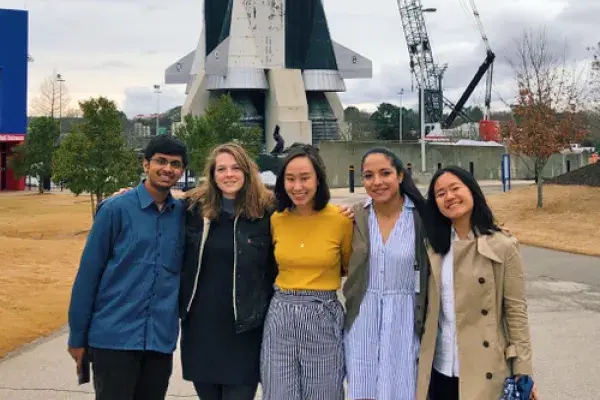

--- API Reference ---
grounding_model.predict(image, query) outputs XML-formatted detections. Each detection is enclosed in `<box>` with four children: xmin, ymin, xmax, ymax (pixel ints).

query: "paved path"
<box><xmin>1</xmin><ymin>246</ymin><xmax>598</xmax><ymax>399</ymax></box>
<box><xmin>2</xmin><ymin>183</ymin><xmax>599</xmax><ymax>399</ymax></box>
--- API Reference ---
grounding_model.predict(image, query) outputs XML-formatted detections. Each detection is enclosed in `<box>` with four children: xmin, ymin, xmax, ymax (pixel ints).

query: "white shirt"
<box><xmin>433</xmin><ymin>230</ymin><xmax>460</xmax><ymax>377</ymax></box>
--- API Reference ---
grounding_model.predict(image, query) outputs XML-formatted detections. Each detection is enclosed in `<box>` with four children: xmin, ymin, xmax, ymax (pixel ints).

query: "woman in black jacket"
<box><xmin>179</xmin><ymin>143</ymin><xmax>276</xmax><ymax>400</ymax></box>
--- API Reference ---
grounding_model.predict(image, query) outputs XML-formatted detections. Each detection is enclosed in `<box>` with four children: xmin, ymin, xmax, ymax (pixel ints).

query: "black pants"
<box><xmin>89</xmin><ymin>347</ymin><xmax>173</xmax><ymax>400</ymax></box>
<box><xmin>429</xmin><ymin>368</ymin><xmax>459</xmax><ymax>400</ymax></box>
<box><xmin>193</xmin><ymin>382</ymin><xmax>258</xmax><ymax>400</ymax></box>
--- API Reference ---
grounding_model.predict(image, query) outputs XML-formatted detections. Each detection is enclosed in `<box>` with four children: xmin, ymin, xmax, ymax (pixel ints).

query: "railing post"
<box><xmin>349</xmin><ymin>165</ymin><xmax>355</xmax><ymax>193</ymax></box>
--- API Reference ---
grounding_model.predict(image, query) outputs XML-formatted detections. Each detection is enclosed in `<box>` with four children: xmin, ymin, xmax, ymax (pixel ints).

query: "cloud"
<box><xmin>6</xmin><ymin>0</ymin><xmax>599</xmax><ymax>117</ymax></box>
<box><xmin>122</xmin><ymin>86</ymin><xmax>186</xmax><ymax>117</ymax></box>
<box><xmin>336</xmin><ymin>0</ymin><xmax>599</xmax><ymax>112</ymax></box>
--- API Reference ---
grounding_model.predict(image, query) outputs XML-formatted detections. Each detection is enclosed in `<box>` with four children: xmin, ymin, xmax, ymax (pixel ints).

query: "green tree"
<box><xmin>343</xmin><ymin>106</ymin><xmax>375</xmax><ymax>140</ymax></box>
<box><xmin>53</xmin><ymin>97</ymin><xmax>140</xmax><ymax>217</ymax></box>
<box><xmin>370</xmin><ymin>102</ymin><xmax>399</xmax><ymax>140</ymax></box>
<box><xmin>368</xmin><ymin>102</ymin><xmax>421</xmax><ymax>141</ymax></box>
<box><xmin>175</xmin><ymin>94</ymin><xmax>263</xmax><ymax>173</ymax></box>
<box><xmin>9</xmin><ymin>116</ymin><xmax>60</xmax><ymax>193</ymax></box>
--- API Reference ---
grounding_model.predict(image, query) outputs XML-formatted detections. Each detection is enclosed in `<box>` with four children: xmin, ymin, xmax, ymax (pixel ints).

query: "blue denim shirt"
<box><xmin>68</xmin><ymin>183</ymin><xmax>184</xmax><ymax>354</ymax></box>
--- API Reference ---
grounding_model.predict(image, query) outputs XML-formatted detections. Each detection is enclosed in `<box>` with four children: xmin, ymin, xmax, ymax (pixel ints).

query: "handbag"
<box><xmin>501</xmin><ymin>374</ymin><xmax>534</xmax><ymax>399</ymax></box>
<box><xmin>501</xmin><ymin>343</ymin><xmax>534</xmax><ymax>399</ymax></box>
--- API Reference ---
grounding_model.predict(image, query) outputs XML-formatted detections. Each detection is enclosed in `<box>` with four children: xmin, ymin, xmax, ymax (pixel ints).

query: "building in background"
<box><xmin>164</xmin><ymin>0</ymin><xmax>372</xmax><ymax>151</ymax></box>
<box><xmin>0</xmin><ymin>8</ymin><xmax>29</xmax><ymax>191</ymax></box>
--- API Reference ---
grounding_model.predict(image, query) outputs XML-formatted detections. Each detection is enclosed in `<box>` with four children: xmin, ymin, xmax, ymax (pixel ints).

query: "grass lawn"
<box><xmin>0</xmin><ymin>192</ymin><xmax>91</xmax><ymax>358</ymax></box>
<box><xmin>0</xmin><ymin>184</ymin><xmax>598</xmax><ymax>358</ymax></box>
<box><xmin>487</xmin><ymin>184</ymin><xmax>600</xmax><ymax>257</ymax></box>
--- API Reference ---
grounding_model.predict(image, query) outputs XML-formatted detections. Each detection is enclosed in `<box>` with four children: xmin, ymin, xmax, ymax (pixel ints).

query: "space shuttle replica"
<box><xmin>164</xmin><ymin>0</ymin><xmax>372</xmax><ymax>150</ymax></box>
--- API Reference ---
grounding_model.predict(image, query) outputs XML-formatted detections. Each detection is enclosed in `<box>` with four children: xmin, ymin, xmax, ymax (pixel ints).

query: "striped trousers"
<box><xmin>260</xmin><ymin>288</ymin><xmax>345</xmax><ymax>400</ymax></box>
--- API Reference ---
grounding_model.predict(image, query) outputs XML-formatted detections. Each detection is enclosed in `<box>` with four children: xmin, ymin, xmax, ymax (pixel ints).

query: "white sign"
<box><xmin>0</xmin><ymin>134</ymin><xmax>26</xmax><ymax>142</ymax></box>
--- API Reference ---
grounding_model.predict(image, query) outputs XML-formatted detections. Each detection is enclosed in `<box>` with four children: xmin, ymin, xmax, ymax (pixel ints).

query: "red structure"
<box><xmin>479</xmin><ymin>119</ymin><xmax>501</xmax><ymax>142</ymax></box>
<box><xmin>0</xmin><ymin>9</ymin><xmax>29</xmax><ymax>191</ymax></box>
<box><xmin>0</xmin><ymin>136</ymin><xmax>25</xmax><ymax>190</ymax></box>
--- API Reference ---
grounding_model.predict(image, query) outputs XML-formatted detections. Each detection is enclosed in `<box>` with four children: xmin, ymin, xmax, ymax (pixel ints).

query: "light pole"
<box><xmin>56</xmin><ymin>74</ymin><xmax>65</xmax><ymax>134</ymax></box>
<box><xmin>154</xmin><ymin>84</ymin><xmax>161</xmax><ymax>135</ymax></box>
<box><xmin>398</xmin><ymin>89</ymin><xmax>404</xmax><ymax>143</ymax></box>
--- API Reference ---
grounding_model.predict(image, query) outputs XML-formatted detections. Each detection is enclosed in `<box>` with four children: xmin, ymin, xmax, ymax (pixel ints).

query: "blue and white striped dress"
<box><xmin>344</xmin><ymin>196</ymin><xmax>419</xmax><ymax>400</ymax></box>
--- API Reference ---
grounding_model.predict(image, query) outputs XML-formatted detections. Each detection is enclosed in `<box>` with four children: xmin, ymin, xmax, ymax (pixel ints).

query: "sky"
<box><xmin>5</xmin><ymin>0</ymin><xmax>600</xmax><ymax>118</ymax></box>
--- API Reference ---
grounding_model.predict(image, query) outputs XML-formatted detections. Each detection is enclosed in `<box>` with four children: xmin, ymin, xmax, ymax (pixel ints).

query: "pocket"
<box><xmin>162</xmin><ymin>263</ymin><xmax>180</xmax><ymax>274</ymax></box>
<box><xmin>246</xmin><ymin>235</ymin><xmax>270</xmax><ymax>248</ymax></box>
<box><xmin>162</xmin><ymin>244</ymin><xmax>183</xmax><ymax>274</ymax></box>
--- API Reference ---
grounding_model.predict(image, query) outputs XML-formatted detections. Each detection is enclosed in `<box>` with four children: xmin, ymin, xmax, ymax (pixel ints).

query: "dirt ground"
<box><xmin>487</xmin><ymin>184</ymin><xmax>600</xmax><ymax>257</ymax></box>
<box><xmin>0</xmin><ymin>185</ymin><xmax>598</xmax><ymax>358</ymax></box>
<box><xmin>0</xmin><ymin>192</ymin><xmax>92</xmax><ymax>358</ymax></box>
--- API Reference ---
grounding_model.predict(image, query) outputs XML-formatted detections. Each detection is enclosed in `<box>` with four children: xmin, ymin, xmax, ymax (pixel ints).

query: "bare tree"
<box><xmin>30</xmin><ymin>72</ymin><xmax>72</xmax><ymax>118</ymax></box>
<box><xmin>64</xmin><ymin>107</ymin><xmax>82</xmax><ymax>118</ymax></box>
<box><xmin>504</xmin><ymin>28</ymin><xmax>589</xmax><ymax>208</ymax></box>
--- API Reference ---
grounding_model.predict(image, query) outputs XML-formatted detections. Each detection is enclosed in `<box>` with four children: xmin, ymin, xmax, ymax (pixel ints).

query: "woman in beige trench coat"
<box><xmin>416</xmin><ymin>166</ymin><xmax>539</xmax><ymax>400</ymax></box>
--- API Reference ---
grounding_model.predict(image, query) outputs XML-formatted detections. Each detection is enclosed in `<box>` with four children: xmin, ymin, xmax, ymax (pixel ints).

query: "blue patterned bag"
<box><xmin>501</xmin><ymin>375</ymin><xmax>534</xmax><ymax>400</ymax></box>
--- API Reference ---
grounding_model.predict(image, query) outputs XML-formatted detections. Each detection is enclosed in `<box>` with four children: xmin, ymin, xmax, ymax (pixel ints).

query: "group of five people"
<box><xmin>67</xmin><ymin>135</ymin><xmax>539</xmax><ymax>400</ymax></box>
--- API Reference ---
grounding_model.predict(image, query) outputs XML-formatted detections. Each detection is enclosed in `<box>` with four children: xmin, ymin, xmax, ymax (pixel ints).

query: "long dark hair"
<box><xmin>360</xmin><ymin>147</ymin><xmax>427</xmax><ymax>217</ymax></box>
<box><xmin>274</xmin><ymin>144</ymin><xmax>331</xmax><ymax>212</ymax></box>
<box><xmin>426</xmin><ymin>166</ymin><xmax>501</xmax><ymax>255</ymax></box>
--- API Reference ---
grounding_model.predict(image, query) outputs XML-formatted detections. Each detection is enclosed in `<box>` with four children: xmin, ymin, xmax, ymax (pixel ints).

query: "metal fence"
<box><xmin>24</xmin><ymin>176</ymin><xmax>65</xmax><ymax>191</ymax></box>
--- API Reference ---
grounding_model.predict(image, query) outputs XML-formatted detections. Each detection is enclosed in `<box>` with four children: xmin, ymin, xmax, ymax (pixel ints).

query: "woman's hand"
<box><xmin>338</xmin><ymin>204</ymin><xmax>355</xmax><ymax>220</ymax></box>
<box><xmin>515</xmin><ymin>375</ymin><xmax>539</xmax><ymax>400</ymax></box>
<box><xmin>111</xmin><ymin>187</ymin><xmax>133</xmax><ymax>197</ymax></box>
<box><xmin>530</xmin><ymin>383</ymin><xmax>539</xmax><ymax>400</ymax></box>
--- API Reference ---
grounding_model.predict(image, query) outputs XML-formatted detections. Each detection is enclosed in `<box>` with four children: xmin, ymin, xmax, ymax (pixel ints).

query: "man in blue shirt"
<box><xmin>67</xmin><ymin>135</ymin><xmax>188</xmax><ymax>400</ymax></box>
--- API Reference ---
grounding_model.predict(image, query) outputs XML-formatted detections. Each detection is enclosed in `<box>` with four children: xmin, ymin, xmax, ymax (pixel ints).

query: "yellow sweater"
<box><xmin>271</xmin><ymin>203</ymin><xmax>353</xmax><ymax>291</ymax></box>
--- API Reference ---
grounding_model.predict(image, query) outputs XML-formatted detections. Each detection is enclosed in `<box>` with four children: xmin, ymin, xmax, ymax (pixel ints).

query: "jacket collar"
<box><xmin>427</xmin><ymin>230</ymin><xmax>504</xmax><ymax>291</ymax></box>
<box><xmin>427</xmin><ymin>231</ymin><xmax>504</xmax><ymax>275</ymax></box>
<box><xmin>354</xmin><ymin>199</ymin><xmax>370</xmax><ymax>247</ymax></box>
<box><xmin>476</xmin><ymin>234</ymin><xmax>503</xmax><ymax>263</ymax></box>
<box><xmin>362</xmin><ymin>195</ymin><xmax>415</xmax><ymax>209</ymax></box>
<box><xmin>355</xmin><ymin>195</ymin><xmax>415</xmax><ymax>249</ymax></box>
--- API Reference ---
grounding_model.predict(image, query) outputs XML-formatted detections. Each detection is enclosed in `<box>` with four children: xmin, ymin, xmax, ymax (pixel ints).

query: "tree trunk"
<box><xmin>537</xmin><ymin>174</ymin><xmax>543</xmax><ymax>208</ymax></box>
<box><xmin>90</xmin><ymin>192</ymin><xmax>96</xmax><ymax>220</ymax></box>
<box><xmin>37</xmin><ymin>174</ymin><xmax>44</xmax><ymax>194</ymax></box>
<box><xmin>535</xmin><ymin>158</ymin><xmax>545</xmax><ymax>208</ymax></box>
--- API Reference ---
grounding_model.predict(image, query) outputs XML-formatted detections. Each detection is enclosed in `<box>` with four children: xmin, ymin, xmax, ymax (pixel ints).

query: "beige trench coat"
<box><xmin>416</xmin><ymin>231</ymin><xmax>534</xmax><ymax>400</ymax></box>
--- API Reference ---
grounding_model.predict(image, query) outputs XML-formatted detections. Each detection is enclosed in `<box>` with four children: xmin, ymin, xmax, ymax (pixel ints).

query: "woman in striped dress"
<box><xmin>343</xmin><ymin>148</ymin><xmax>431</xmax><ymax>400</ymax></box>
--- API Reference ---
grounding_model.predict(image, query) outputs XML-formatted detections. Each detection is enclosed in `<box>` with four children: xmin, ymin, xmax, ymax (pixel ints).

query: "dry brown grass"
<box><xmin>487</xmin><ymin>184</ymin><xmax>600</xmax><ymax>257</ymax></box>
<box><xmin>0</xmin><ymin>185</ymin><xmax>598</xmax><ymax>358</ymax></box>
<box><xmin>0</xmin><ymin>192</ymin><xmax>92</xmax><ymax>358</ymax></box>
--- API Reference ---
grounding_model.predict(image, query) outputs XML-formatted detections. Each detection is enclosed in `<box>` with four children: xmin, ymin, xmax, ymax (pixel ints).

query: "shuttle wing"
<box><xmin>165</xmin><ymin>51</ymin><xmax>195</xmax><ymax>84</ymax></box>
<box><xmin>332</xmin><ymin>41</ymin><xmax>372</xmax><ymax>79</ymax></box>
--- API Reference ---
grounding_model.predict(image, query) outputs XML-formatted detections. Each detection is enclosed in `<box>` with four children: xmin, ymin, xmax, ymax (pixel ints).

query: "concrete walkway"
<box><xmin>1</xmin><ymin>245</ymin><xmax>599</xmax><ymax>399</ymax></box>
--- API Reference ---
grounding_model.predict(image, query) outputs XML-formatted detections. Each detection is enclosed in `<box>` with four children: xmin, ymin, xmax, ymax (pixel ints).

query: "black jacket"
<box><xmin>179</xmin><ymin>199</ymin><xmax>276</xmax><ymax>333</ymax></box>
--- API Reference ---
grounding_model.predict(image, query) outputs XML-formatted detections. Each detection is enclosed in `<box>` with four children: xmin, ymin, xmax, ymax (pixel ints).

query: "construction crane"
<box><xmin>397</xmin><ymin>0</ymin><xmax>445</xmax><ymax>128</ymax></box>
<box><xmin>397</xmin><ymin>0</ymin><xmax>495</xmax><ymax>129</ymax></box>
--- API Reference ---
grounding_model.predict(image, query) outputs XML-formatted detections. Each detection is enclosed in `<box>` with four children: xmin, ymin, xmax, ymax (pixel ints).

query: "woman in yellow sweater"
<box><xmin>260</xmin><ymin>144</ymin><xmax>353</xmax><ymax>400</ymax></box>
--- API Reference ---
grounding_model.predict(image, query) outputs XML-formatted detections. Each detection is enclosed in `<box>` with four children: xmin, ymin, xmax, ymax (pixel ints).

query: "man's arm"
<box><xmin>68</xmin><ymin>203</ymin><xmax>117</xmax><ymax>349</ymax></box>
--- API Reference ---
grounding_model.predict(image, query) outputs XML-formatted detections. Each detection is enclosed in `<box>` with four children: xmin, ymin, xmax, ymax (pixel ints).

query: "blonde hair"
<box><xmin>186</xmin><ymin>143</ymin><xmax>273</xmax><ymax>220</ymax></box>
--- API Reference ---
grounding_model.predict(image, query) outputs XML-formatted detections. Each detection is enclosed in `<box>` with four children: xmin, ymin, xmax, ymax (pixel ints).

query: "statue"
<box><xmin>270</xmin><ymin>125</ymin><xmax>285</xmax><ymax>155</ymax></box>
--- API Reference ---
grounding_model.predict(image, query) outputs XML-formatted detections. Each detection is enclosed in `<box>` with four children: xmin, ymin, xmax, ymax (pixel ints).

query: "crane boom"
<box><xmin>397</xmin><ymin>0</ymin><xmax>496</xmax><ymax>131</ymax></box>
<box><xmin>397</xmin><ymin>0</ymin><xmax>444</xmax><ymax>125</ymax></box>
<box><xmin>443</xmin><ymin>50</ymin><xmax>495</xmax><ymax>128</ymax></box>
